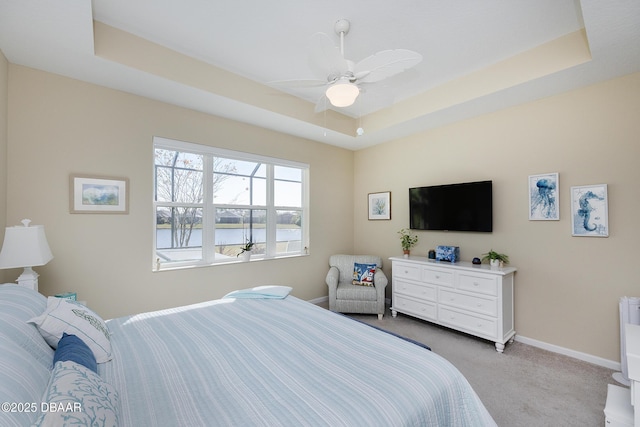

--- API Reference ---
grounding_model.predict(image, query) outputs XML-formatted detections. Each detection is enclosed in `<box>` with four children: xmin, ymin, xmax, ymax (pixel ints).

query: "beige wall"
<box><xmin>0</xmin><ymin>50</ymin><xmax>7</xmax><ymax>284</ymax></box>
<box><xmin>5</xmin><ymin>60</ymin><xmax>639</xmax><ymax>363</ymax></box>
<box><xmin>354</xmin><ymin>72</ymin><xmax>640</xmax><ymax>362</ymax></box>
<box><xmin>6</xmin><ymin>65</ymin><xmax>354</xmax><ymax>319</ymax></box>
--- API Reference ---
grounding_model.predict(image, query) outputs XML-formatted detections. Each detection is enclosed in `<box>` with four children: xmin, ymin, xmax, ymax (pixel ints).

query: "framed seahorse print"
<box><xmin>570</xmin><ymin>184</ymin><xmax>608</xmax><ymax>237</ymax></box>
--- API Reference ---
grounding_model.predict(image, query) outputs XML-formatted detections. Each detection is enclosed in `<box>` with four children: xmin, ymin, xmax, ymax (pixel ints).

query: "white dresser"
<box><xmin>390</xmin><ymin>256</ymin><xmax>516</xmax><ymax>352</ymax></box>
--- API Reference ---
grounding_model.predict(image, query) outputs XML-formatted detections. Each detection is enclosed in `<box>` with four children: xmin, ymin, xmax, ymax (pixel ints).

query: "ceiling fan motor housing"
<box><xmin>334</xmin><ymin>19</ymin><xmax>350</xmax><ymax>35</ymax></box>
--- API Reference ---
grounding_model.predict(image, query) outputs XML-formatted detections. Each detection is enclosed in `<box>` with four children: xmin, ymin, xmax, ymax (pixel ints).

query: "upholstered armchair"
<box><xmin>325</xmin><ymin>254</ymin><xmax>388</xmax><ymax>320</ymax></box>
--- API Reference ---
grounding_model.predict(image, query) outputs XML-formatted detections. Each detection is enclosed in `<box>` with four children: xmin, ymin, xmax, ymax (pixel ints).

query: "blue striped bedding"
<box><xmin>100</xmin><ymin>296</ymin><xmax>496</xmax><ymax>426</ymax></box>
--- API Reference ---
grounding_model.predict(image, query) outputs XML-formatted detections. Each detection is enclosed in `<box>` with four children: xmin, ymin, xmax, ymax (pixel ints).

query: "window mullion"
<box><xmin>266</xmin><ymin>164</ymin><xmax>277</xmax><ymax>257</ymax></box>
<box><xmin>202</xmin><ymin>155</ymin><xmax>215</xmax><ymax>263</ymax></box>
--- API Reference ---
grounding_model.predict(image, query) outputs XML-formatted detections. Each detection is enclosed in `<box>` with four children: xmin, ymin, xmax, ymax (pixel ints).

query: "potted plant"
<box><xmin>398</xmin><ymin>228</ymin><xmax>418</xmax><ymax>257</ymax></box>
<box><xmin>482</xmin><ymin>250</ymin><xmax>509</xmax><ymax>267</ymax></box>
<box><xmin>237</xmin><ymin>239</ymin><xmax>255</xmax><ymax>262</ymax></box>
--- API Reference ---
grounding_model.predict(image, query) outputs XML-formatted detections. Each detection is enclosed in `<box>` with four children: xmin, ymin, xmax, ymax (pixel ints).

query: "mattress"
<box><xmin>100</xmin><ymin>295</ymin><xmax>496</xmax><ymax>426</ymax></box>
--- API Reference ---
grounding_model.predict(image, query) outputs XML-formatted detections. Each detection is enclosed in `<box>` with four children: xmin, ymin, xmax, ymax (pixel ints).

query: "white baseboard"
<box><xmin>310</xmin><ymin>296</ymin><xmax>619</xmax><ymax>371</ymax></box>
<box><xmin>515</xmin><ymin>335</ymin><xmax>620</xmax><ymax>371</ymax></box>
<box><xmin>308</xmin><ymin>295</ymin><xmax>328</xmax><ymax>305</ymax></box>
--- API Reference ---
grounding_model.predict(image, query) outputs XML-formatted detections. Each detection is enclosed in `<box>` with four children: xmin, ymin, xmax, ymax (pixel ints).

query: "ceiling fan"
<box><xmin>273</xmin><ymin>19</ymin><xmax>423</xmax><ymax>111</ymax></box>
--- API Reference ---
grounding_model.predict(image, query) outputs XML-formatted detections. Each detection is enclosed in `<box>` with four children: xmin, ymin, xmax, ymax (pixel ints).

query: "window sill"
<box><xmin>153</xmin><ymin>253</ymin><xmax>309</xmax><ymax>272</ymax></box>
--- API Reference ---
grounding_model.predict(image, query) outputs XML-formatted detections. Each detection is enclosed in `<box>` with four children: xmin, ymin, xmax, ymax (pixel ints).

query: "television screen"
<box><xmin>409</xmin><ymin>181</ymin><xmax>492</xmax><ymax>232</ymax></box>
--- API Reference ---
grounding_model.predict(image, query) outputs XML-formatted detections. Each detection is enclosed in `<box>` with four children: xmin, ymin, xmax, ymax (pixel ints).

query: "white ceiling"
<box><xmin>0</xmin><ymin>0</ymin><xmax>639</xmax><ymax>150</ymax></box>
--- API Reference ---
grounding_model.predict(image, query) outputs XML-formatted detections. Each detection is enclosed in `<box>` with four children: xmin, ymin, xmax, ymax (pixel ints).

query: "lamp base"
<box><xmin>15</xmin><ymin>267</ymin><xmax>39</xmax><ymax>292</ymax></box>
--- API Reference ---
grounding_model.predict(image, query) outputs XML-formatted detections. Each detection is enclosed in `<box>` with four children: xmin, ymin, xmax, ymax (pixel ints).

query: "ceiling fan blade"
<box><xmin>354</xmin><ymin>49</ymin><xmax>423</xmax><ymax>83</ymax></box>
<box><xmin>308</xmin><ymin>32</ymin><xmax>349</xmax><ymax>79</ymax></box>
<box><xmin>269</xmin><ymin>78</ymin><xmax>328</xmax><ymax>88</ymax></box>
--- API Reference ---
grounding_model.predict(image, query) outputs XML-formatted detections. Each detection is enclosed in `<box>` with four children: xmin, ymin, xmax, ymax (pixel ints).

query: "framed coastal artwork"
<box><xmin>528</xmin><ymin>173</ymin><xmax>559</xmax><ymax>220</ymax></box>
<box><xmin>70</xmin><ymin>175</ymin><xmax>129</xmax><ymax>214</ymax></box>
<box><xmin>368</xmin><ymin>191</ymin><xmax>391</xmax><ymax>220</ymax></box>
<box><xmin>570</xmin><ymin>184</ymin><xmax>608</xmax><ymax>237</ymax></box>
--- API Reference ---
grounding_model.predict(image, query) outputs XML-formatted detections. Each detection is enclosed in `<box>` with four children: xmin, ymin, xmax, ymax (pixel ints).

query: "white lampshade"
<box><xmin>0</xmin><ymin>219</ymin><xmax>53</xmax><ymax>291</ymax></box>
<box><xmin>325</xmin><ymin>80</ymin><xmax>359</xmax><ymax>107</ymax></box>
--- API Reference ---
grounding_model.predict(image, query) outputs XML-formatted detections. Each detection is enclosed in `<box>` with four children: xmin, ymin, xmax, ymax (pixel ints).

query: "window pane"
<box><xmin>155</xmin><ymin>149</ymin><xmax>204</xmax><ymax>203</ymax></box>
<box><xmin>214</xmin><ymin>158</ymin><xmax>265</xmax><ymax>177</ymax></box>
<box><xmin>155</xmin><ymin>150</ymin><xmax>203</xmax><ymax>170</ymax></box>
<box><xmin>215</xmin><ymin>209</ymin><xmax>267</xmax><ymax>257</ymax></box>
<box><xmin>275</xmin><ymin>180</ymin><xmax>301</xmax><ymax>207</ymax></box>
<box><xmin>275</xmin><ymin>166</ymin><xmax>301</xmax><ymax>181</ymax></box>
<box><xmin>214</xmin><ymin>174</ymin><xmax>266</xmax><ymax>205</ymax></box>
<box><xmin>276</xmin><ymin>210</ymin><xmax>302</xmax><ymax>253</ymax></box>
<box><xmin>156</xmin><ymin>206</ymin><xmax>203</xmax><ymax>262</ymax></box>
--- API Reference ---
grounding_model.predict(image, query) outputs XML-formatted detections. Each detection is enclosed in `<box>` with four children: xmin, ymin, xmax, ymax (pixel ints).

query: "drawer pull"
<box><xmin>473</xmin><ymin>282</ymin><xmax>479</xmax><ymax>286</ymax></box>
<box><xmin>435</xmin><ymin>275</ymin><xmax>440</xmax><ymax>279</ymax></box>
<box><xmin>404</xmin><ymin>270</ymin><xmax>409</xmax><ymax>274</ymax></box>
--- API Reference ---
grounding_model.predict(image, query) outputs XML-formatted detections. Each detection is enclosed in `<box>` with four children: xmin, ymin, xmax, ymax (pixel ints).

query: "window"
<box><xmin>153</xmin><ymin>137</ymin><xmax>309</xmax><ymax>269</ymax></box>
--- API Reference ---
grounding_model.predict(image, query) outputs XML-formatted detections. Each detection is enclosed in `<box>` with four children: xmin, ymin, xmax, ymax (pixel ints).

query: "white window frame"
<box><xmin>153</xmin><ymin>136</ymin><xmax>309</xmax><ymax>270</ymax></box>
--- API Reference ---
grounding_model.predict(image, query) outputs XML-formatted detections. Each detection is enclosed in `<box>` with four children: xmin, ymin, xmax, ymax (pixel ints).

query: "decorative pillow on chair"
<box><xmin>352</xmin><ymin>263</ymin><xmax>377</xmax><ymax>286</ymax></box>
<box><xmin>33</xmin><ymin>360</ymin><xmax>119</xmax><ymax>427</ymax></box>
<box><xmin>29</xmin><ymin>297</ymin><xmax>112</xmax><ymax>363</ymax></box>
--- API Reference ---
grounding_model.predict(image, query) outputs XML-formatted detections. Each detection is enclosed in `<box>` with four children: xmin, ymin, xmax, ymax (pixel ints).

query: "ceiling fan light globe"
<box><xmin>326</xmin><ymin>82</ymin><xmax>359</xmax><ymax>107</ymax></box>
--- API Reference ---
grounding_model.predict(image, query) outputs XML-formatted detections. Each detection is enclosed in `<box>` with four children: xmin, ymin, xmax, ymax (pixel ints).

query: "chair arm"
<box><xmin>326</xmin><ymin>266</ymin><xmax>340</xmax><ymax>312</ymax></box>
<box><xmin>326</xmin><ymin>266</ymin><xmax>340</xmax><ymax>290</ymax></box>
<box><xmin>374</xmin><ymin>268</ymin><xmax>388</xmax><ymax>290</ymax></box>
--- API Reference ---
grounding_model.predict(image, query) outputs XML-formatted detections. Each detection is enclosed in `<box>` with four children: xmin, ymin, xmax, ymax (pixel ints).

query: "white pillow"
<box><xmin>33</xmin><ymin>360</ymin><xmax>119</xmax><ymax>427</ymax></box>
<box><xmin>29</xmin><ymin>297</ymin><xmax>112</xmax><ymax>363</ymax></box>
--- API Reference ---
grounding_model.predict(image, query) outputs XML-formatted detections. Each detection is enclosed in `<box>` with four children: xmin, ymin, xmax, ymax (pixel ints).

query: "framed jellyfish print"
<box><xmin>528</xmin><ymin>173</ymin><xmax>559</xmax><ymax>220</ymax></box>
<box><xmin>571</xmin><ymin>184</ymin><xmax>608</xmax><ymax>237</ymax></box>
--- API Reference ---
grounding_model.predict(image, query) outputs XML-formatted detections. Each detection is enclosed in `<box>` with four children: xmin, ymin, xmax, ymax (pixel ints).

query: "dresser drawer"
<box><xmin>393</xmin><ymin>262</ymin><xmax>421</xmax><ymax>281</ymax></box>
<box><xmin>422</xmin><ymin>267</ymin><xmax>454</xmax><ymax>287</ymax></box>
<box><xmin>393</xmin><ymin>295</ymin><xmax>437</xmax><ymax>321</ymax></box>
<box><xmin>458</xmin><ymin>273</ymin><xmax>498</xmax><ymax>296</ymax></box>
<box><xmin>394</xmin><ymin>279</ymin><xmax>436</xmax><ymax>302</ymax></box>
<box><xmin>439</xmin><ymin>289</ymin><xmax>497</xmax><ymax>317</ymax></box>
<box><xmin>439</xmin><ymin>307</ymin><xmax>497</xmax><ymax>339</ymax></box>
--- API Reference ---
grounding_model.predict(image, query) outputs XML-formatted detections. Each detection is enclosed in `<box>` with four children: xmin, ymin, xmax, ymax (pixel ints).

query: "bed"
<box><xmin>0</xmin><ymin>283</ymin><xmax>496</xmax><ymax>426</ymax></box>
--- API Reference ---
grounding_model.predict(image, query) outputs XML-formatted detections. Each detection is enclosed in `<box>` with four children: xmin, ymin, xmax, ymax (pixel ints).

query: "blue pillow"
<box><xmin>53</xmin><ymin>333</ymin><xmax>97</xmax><ymax>373</ymax></box>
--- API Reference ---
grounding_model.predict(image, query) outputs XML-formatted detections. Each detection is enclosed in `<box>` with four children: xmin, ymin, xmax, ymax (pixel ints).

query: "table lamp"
<box><xmin>0</xmin><ymin>219</ymin><xmax>53</xmax><ymax>291</ymax></box>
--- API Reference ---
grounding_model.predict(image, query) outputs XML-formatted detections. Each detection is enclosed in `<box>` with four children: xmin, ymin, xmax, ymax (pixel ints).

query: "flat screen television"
<box><xmin>409</xmin><ymin>180</ymin><xmax>492</xmax><ymax>232</ymax></box>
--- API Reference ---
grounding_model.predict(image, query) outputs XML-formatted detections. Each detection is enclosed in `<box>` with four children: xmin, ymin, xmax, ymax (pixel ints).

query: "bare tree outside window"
<box><xmin>155</xmin><ymin>150</ymin><xmax>236</xmax><ymax>250</ymax></box>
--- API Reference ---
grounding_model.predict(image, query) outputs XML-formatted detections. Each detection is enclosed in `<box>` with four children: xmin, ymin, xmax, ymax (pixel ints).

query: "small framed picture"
<box><xmin>368</xmin><ymin>191</ymin><xmax>391</xmax><ymax>220</ymax></box>
<box><xmin>571</xmin><ymin>184</ymin><xmax>608</xmax><ymax>237</ymax></box>
<box><xmin>528</xmin><ymin>173</ymin><xmax>559</xmax><ymax>220</ymax></box>
<box><xmin>70</xmin><ymin>175</ymin><xmax>129</xmax><ymax>214</ymax></box>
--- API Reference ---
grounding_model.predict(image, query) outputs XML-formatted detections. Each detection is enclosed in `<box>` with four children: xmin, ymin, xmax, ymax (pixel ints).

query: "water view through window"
<box><xmin>153</xmin><ymin>138</ymin><xmax>308</xmax><ymax>267</ymax></box>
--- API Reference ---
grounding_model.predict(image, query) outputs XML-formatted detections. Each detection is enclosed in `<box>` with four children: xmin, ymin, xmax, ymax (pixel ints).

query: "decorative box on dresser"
<box><xmin>390</xmin><ymin>256</ymin><xmax>516</xmax><ymax>352</ymax></box>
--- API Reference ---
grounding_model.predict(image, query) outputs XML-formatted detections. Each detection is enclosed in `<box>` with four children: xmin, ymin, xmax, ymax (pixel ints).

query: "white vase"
<box><xmin>241</xmin><ymin>251</ymin><xmax>252</xmax><ymax>262</ymax></box>
<box><xmin>490</xmin><ymin>259</ymin><xmax>501</xmax><ymax>268</ymax></box>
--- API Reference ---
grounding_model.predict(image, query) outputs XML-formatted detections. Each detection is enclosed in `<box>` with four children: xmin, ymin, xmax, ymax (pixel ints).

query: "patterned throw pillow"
<box><xmin>33</xmin><ymin>360</ymin><xmax>119</xmax><ymax>427</ymax></box>
<box><xmin>29</xmin><ymin>297</ymin><xmax>112</xmax><ymax>363</ymax></box>
<box><xmin>352</xmin><ymin>263</ymin><xmax>377</xmax><ymax>286</ymax></box>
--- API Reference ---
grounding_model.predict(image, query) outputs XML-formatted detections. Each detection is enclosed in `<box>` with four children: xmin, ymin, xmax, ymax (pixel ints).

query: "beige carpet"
<box><xmin>323</xmin><ymin>303</ymin><xmax>618</xmax><ymax>426</ymax></box>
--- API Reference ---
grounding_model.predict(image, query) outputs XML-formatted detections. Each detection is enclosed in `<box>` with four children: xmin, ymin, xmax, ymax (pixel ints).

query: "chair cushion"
<box><xmin>352</xmin><ymin>263</ymin><xmax>376</xmax><ymax>286</ymax></box>
<box><xmin>336</xmin><ymin>282</ymin><xmax>378</xmax><ymax>301</ymax></box>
